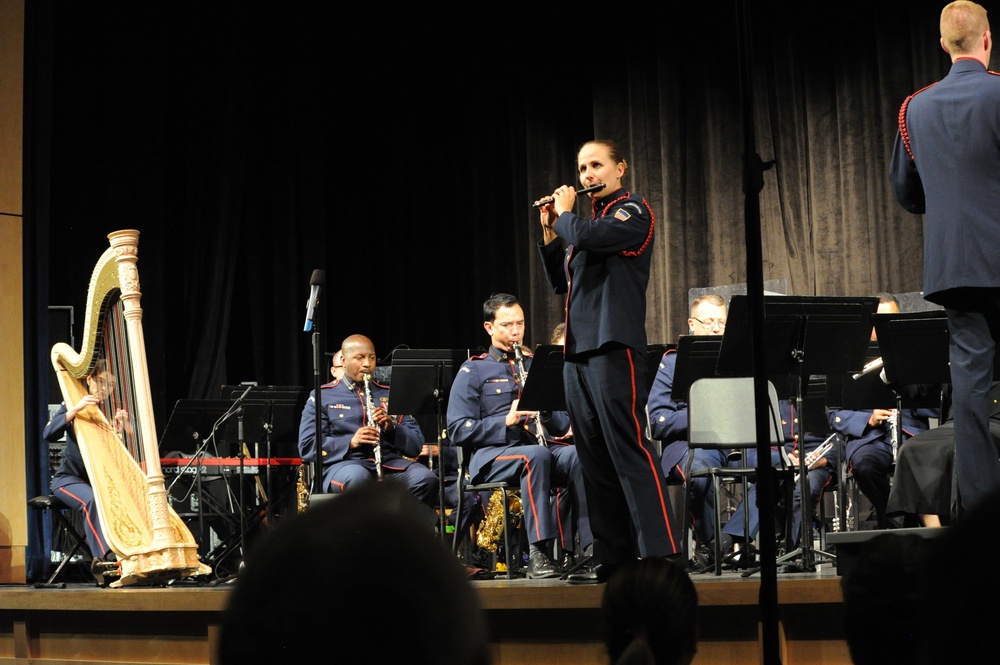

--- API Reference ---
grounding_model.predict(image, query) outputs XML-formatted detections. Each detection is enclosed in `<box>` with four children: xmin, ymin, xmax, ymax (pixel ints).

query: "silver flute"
<box><xmin>511</xmin><ymin>342</ymin><xmax>547</xmax><ymax>447</ymax></box>
<box><xmin>362</xmin><ymin>373</ymin><xmax>383</xmax><ymax>480</ymax></box>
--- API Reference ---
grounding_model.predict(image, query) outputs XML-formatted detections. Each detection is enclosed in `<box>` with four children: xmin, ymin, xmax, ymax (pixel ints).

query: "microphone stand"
<box><xmin>311</xmin><ymin>318</ymin><xmax>324</xmax><ymax>497</ymax></box>
<box><xmin>237</xmin><ymin>407</ymin><xmax>246</xmax><ymax>566</ymax></box>
<box><xmin>202</xmin><ymin>384</ymin><xmax>253</xmax><ymax>584</ymax></box>
<box><xmin>435</xmin><ymin>365</ymin><xmax>448</xmax><ymax>544</ymax></box>
<box><xmin>166</xmin><ymin>385</ymin><xmax>254</xmax><ymax>539</ymax></box>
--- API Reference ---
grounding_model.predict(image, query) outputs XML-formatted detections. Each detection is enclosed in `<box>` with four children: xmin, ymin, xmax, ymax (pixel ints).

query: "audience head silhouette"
<box><xmin>217</xmin><ymin>481</ymin><xmax>492</xmax><ymax>665</ymax></box>
<box><xmin>601</xmin><ymin>558</ymin><xmax>698</xmax><ymax>665</ymax></box>
<box><xmin>839</xmin><ymin>532</ymin><xmax>932</xmax><ymax>665</ymax></box>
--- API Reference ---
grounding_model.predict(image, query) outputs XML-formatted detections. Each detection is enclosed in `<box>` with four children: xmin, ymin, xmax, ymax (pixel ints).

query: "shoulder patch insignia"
<box><xmin>614</xmin><ymin>208</ymin><xmax>631</xmax><ymax>222</ymax></box>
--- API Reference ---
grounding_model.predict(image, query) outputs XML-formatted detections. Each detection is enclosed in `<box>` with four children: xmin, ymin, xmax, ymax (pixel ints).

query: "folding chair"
<box><xmin>451</xmin><ymin>445</ymin><xmax>519</xmax><ymax>579</ymax></box>
<box><xmin>28</xmin><ymin>494</ymin><xmax>93</xmax><ymax>588</ymax></box>
<box><xmin>683</xmin><ymin>377</ymin><xmax>792</xmax><ymax>575</ymax></box>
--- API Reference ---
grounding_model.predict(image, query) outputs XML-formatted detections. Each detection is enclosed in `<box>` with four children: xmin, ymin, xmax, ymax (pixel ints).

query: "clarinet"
<box><xmin>887</xmin><ymin>409</ymin><xmax>899</xmax><ymax>462</ymax></box>
<box><xmin>362</xmin><ymin>373</ymin><xmax>383</xmax><ymax>480</ymax></box>
<box><xmin>511</xmin><ymin>342</ymin><xmax>548</xmax><ymax>447</ymax></box>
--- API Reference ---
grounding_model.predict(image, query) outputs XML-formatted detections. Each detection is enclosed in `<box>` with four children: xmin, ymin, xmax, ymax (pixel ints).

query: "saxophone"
<box><xmin>476</xmin><ymin>489</ymin><xmax>523</xmax><ymax>552</ymax></box>
<box><xmin>511</xmin><ymin>342</ymin><xmax>547</xmax><ymax>447</ymax></box>
<box><xmin>362</xmin><ymin>373</ymin><xmax>383</xmax><ymax>481</ymax></box>
<box><xmin>296</xmin><ymin>466</ymin><xmax>310</xmax><ymax>513</ymax></box>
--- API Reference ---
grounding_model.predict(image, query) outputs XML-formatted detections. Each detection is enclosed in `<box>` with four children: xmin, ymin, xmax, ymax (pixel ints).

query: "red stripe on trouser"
<box><xmin>56</xmin><ymin>486</ymin><xmax>108</xmax><ymax>557</ymax></box>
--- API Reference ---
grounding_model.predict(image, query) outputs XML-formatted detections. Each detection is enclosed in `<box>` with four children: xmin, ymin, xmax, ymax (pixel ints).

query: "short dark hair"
<box><xmin>483</xmin><ymin>293</ymin><xmax>519</xmax><ymax>323</ymax></box>
<box><xmin>874</xmin><ymin>292</ymin><xmax>900</xmax><ymax>308</ymax></box>
<box><xmin>602</xmin><ymin>558</ymin><xmax>698</xmax><ymax>664</ymax></box>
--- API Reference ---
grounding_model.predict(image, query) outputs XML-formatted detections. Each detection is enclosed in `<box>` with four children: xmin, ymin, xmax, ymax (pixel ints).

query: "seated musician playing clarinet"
<box><xmin>826</xmin><ymin>293</ymin><xmax>937</xmax><ymax>529</ymax></box>
<box><xmin>296</xmin><ymin>334</ymin><xmax>439</xmax><ymax>506</ymax></box>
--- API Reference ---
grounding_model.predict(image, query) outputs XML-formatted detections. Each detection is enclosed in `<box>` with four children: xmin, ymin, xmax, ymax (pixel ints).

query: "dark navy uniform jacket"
<box><xmin>890</xmin><ymin>58</ymin><xmax>1000</xmax><ymax>305</ymax></box>
<box><xmin>297</xmin><ymin>376</ymin><xmax>424</xmax><ymax>468</ymax></box>
<box><xmin>827</xmin><ymin>407</ymin><xmax>935</xmax><ymax>464</ymax></box>
<box><xmin>446</xmin><ymin>346</ymin><xmax>572</xmax><ymax>478</ymax></box>
<box><xmin>42</xmin><ymin>403</ymin><xmax>89</xmax><ymax>489</ymax></box>
<box><xmin>538</xmin><ymin>187</ymin><xmax>654</xmax><ymax>356</ymax></box>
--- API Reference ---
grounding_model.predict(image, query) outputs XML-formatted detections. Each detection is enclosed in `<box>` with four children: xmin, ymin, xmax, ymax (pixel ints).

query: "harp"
<box><xmin>50</xmin><ymin>229</ymin><xmax>210</xmax><ymax>586</ymax></box>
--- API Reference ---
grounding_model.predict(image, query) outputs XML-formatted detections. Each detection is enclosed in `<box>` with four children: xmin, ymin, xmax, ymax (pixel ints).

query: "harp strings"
<box><xmin>100</xmin><ymin>299</ymin><xmax>144</xmax><ymax>464</ymax></box>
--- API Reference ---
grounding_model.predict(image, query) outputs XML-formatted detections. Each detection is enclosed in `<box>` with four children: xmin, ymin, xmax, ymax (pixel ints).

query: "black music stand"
<box><xmin>645</xmin><ymin>343</ymin><xmax>671</xmax><ymax>394</ymax></box>
<box><xmin>871</xmin><ymin>311</ymin><xmax>951</xmax><ymax>458</ymax></box>
<box><xmin>873</xmin><ymin>310</ymin><xmax>953</xmax><ymax>388</ymax></box>
<box><xmin>160</xmin><ymin>398</ymin><xmax>250</xmax><ymax>577</ymax></box>
<box><xmin>517</xmin><ymin>345</ymin><xmax>565</xmax><ymax>412</ymax></box>
<box><xmin>519</xmin><ymin>343</ymin><xmax>669</xmax><ymax>412</ymax></box>
<box><xmin>389</xmin><ymin>349</ymin><xmax>468</xmax><ymax>543</ymax></box>
<box><xmin>719</xmin><ymin>295</ymin><xmax>878</xmax><ymax>572</ymax></box>
<box><xmin>160</xmin><ymin>399</ymin><xmax>234</xmax><ymax>457</ymax></box>
<box><xmin>219</xmin><ymin>385</ymin><xmax>309</xmax><ymax>522</ymax></box>
<box><xmin>671</xmin><ymin>336</ymin><xmax>724</xmax><ymax>403</ymax></box>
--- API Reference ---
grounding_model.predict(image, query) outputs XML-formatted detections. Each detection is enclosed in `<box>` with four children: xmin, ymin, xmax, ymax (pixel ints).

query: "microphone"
<box><xmin>532</xmin><ymin>183</ymin><xmax>607</xmax><ymax>208</ymax></box>
<box><xmin>303</xmin><ymin>269</ymin><xmax>325</xmax><ymax>332</ymax></box>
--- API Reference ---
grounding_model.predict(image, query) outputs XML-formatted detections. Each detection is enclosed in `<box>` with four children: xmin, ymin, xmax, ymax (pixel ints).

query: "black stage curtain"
<box><xmin>23</xmin><ymin>3</ymin><xmax>960</xmax><ymax>509</ymax></box>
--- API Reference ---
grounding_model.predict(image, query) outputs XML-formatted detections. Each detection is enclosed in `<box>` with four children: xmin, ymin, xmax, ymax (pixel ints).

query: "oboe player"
<box><xmin>296</xmin><ymin>334</ymin><xmax>439</xmax><ymax>506</ymax></box>
<box><xmin>826</xmin><ymin>293</ymin><xmax>938</xmax><ymax>529</ymax></box>
<box><xmin>446</xmin><ymin>293</ymin><xmax>593</xmax><ymax>580</ymax></box>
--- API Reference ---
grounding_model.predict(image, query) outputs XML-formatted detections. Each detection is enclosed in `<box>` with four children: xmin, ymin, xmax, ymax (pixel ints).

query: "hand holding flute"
<box><xmin>532</xmin><ymin>183</ymin><xmax>607</xmax><ymax>209</ymax></box>
<box><xmin>535</xmin><ymin>183</ymin><xmax>606</xmax><ymax>244</ymax></box>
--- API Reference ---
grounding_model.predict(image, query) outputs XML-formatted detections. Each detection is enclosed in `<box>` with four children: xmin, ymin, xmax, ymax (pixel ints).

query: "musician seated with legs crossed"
<box><xmin>297</xmin><ymin>334</ymin><xmax>439</xmax><ymax>506</ymax></box>
<box><xmin>446</xmin><ymin>293</ymin><xmax>593</xmax><ymax>580</ymax></box>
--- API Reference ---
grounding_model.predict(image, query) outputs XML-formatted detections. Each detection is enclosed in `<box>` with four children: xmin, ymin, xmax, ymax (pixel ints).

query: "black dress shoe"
<box><xmin>561</xmin><ymin>552</ymin><xmax>577</xmax><ymax>572</ymax></box>
<box><xmin>526</xmin><ymin>551</ymin><xmax>560</xmax><ymax>579</ymax></box>
<box><xmin>566</xmin><ymin>562</ymin><xmax>617</xmax><ymax>585</ymax></box>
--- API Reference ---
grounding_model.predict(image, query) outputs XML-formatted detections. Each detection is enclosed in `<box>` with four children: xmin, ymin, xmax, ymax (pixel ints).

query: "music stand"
<box><xmin>160</xmin><ymin>398</ymin><xmax>250</xmax><ymax>575</ymax></box>
<box><xmin>389</xmin><ymin>349</ymin><xmax>468</xmax><ymax>543</ymax></box>
<box><xmin>873</xmin><ymin>310</ymin><xmax>953</xmax><ymax>388</ymax></box>
<box><xmin>645</xmin><ymin>343</ymin><xmax>671</xmax><ymax>394</ymax></box>
<box><xmin>869</xmin><ymin>311</ymin><xmax>951</xmax><ymax>458</ymax></box>
<box><xmin>671</xmin><ymin>336</ymin><xmax>725</xmax><ymax>403</ymax></box>
<box><xmin>517</xmin><ymin>345</ymin><xmax>565</xmax><ymax>412</ymax></box>
<box><xmin>219</xmin><ymin>385</ymin><xmax>309</xmax><ymax>523</ymax></box>
<box><xmin>161</xmin><ymin>400</ymin><xmax>235</xmax><ymax>454</ymax></box>
<box><xmin>519</xmin><ymin>343</ymin><xmax>669</xmax><ymax>411</ymax></box>
<box><xmin>719</xmin><ymin>294</ymin><xmax>878</xmax><ymax>572</ymax></box>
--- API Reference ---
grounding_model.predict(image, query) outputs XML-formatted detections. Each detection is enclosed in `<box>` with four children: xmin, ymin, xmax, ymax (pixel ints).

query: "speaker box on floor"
<box><xmin>826</xmin><ymin>526</ymin><xmax>947</xmax><ymax>578</ymax></box>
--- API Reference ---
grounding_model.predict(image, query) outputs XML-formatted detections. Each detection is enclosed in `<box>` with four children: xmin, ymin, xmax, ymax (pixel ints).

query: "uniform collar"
<box><xmin>488</xmin><ymin>345</ymin><xmax>512</xmax><ymax>362</ymax></box>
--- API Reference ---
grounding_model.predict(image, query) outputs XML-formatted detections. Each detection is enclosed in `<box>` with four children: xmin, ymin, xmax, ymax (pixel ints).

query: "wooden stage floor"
<box><xmin>0</xmin><ymin>559</ymin><xmax>851</xmax><ymax>665</ymax></box>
